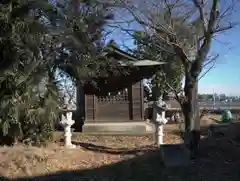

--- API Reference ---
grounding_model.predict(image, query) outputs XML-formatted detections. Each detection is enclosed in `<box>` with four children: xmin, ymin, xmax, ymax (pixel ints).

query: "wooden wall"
<box><xmin>85</xmin><ymin>94</ymin><xmax>96</xmax><ymax>121</ymax></box>
<box><xmin>131</xmin><ymin>81</ymin><xmax>144</xmax><ymax>120</ymax></box>
<box><xmin>84</xmin><ymin>81</ymin><xmax>144</xmax><ymax>122</ymax></box>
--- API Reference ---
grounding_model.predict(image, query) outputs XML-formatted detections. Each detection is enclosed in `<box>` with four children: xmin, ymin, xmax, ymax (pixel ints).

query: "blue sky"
<box><xmin>198</xmin><ymin>31</ymin><xmax>240</xmax><ymax>96</ymax></box>
<box><xmin>198</xmin><ymin>1</ymin><xmax>240</xmax><ymax>96</ymax></box>
<box><xmin>106</xmin><ymin>2</ymin><xmax>240</xmax><ymax>96</ymax></box>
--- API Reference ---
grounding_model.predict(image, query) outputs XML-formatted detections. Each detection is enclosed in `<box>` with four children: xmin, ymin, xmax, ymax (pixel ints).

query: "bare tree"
<box><xmin>117</xmin><ymin>0</ymin><xmax>237</xmax><ymax>158</ymax></box>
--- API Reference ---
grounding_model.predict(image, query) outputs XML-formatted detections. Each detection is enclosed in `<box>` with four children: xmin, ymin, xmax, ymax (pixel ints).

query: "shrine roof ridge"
<box><xmin>106</xmin><ymin>46</ymin><xmax>166</xmax><ymax>67</ymax></box>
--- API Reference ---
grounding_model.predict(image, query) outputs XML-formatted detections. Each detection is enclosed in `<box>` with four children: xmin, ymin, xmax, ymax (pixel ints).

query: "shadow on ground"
<box><xmin>2</xmin><ymin>124</ymin><xmax>240</xmax><ymax>181</ymax></box>
<box><xmin>72</xmin><ymin>141</ymin><xmax>154</xmax><ymax>155</ymax></box>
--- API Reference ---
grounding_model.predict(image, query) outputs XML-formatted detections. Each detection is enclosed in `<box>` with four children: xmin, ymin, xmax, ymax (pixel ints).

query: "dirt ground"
<box><xmin>0</xmin><ymin>135</ymin><xmax>158</xmax><ymax>180</ymax></box>
<box><xmin>0</xmin><ymin>116</ymin><xmax>240</xmax><ymax>181</ymax></box>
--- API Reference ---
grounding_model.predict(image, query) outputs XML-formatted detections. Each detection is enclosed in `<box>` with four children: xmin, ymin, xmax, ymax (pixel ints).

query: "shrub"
<box><xmin>0</xmin><ymin>82</ymin><xmax>62</xmax><ymax>146</ymax></box>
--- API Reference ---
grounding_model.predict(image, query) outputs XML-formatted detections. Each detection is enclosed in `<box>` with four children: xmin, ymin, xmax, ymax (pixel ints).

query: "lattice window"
<box><xmin>97</xmin><ymin>89</ymin><xmax>128</xmax><ymax>103</ymax></box>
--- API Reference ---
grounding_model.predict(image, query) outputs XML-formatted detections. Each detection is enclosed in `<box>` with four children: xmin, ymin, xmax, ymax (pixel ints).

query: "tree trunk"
<box><xmin>182</xmin><ymin>76</ymin><xmax>200</xmax><ymax>159</ymax></box>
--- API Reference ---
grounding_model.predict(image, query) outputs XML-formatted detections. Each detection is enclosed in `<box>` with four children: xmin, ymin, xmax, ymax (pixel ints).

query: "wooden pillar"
<box><xmin>76</xmin><ymin>85</ymin><xmax>85</xmax><ymax>119</ymax></box>
<box><xmin>84</xmin><ymin>94</ymin><xmax>97</xmax><ymax>122</ymax></box>
<box><xmin>128</xmin><ymin>86</ymin><xmax>133</xmax><ymax>120</ymax></box>
<box><xmin>131</xmin><ymin>81</ymin><xmax>144</xmax><ymax>121</ymax></box>
<box><xmin>74</xmin><ymin>84</ymin><xmax>85</xmax><ymax>131</ymax></box>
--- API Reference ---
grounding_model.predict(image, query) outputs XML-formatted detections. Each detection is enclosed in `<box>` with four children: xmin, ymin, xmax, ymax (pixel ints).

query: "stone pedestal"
<box><xmin>60</xmin><ymin>111</ymin><xmax>76</xmax><ymax>148</ymax></box>
<box><xmin>157</xmin><ymin>124</ymin><xmax>164</xmax><ymax>145</ymax></box>
<box><xmin>152</xmin><ymin>101</ymin><xmax>168</xmax><ymax>146</ymax></box>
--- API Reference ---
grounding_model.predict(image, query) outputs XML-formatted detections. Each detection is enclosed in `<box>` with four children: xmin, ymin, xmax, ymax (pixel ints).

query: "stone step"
<box><xmin>161</xmin><ymin>144</ymin><xmax>192</xmax><ymax>167</ymax></box>
<box><xmin>82</xmin><ymin>122</ymin><xmax>155</xmax><ymax>135</ymax></box>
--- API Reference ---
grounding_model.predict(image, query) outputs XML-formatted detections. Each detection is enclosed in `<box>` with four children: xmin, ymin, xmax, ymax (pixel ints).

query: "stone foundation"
<box><xmin>82</xmin><ymin>122</ymin><xmax>155</xmax><ymax>135</ymax></box>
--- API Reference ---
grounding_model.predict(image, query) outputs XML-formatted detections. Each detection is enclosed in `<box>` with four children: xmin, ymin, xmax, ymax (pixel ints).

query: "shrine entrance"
<box><xmin>77</xmin><ymin>46</ymin><xmax>165</xmax><ymax>125</ymax></box>
<box><xmin>96</xmin><ymin>88</ymin><xmax>131</xmax><ymax>121</ymax></box>
<box><xmin>84</xmin><ymin>81</ymin><xmax>144</xmax><ymax>123</ymax></box>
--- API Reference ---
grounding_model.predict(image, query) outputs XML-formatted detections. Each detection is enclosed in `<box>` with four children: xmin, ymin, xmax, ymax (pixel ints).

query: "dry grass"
<box><xmin>166</xmin><ymin>113</ymin><xmax>222</xmax><ymax>131</ymax></box>
<box><xmin>201</xmin><ymin>114</ymin><xmax>222</xmax><ymax>124</ymax></box>
<box><xmin>0</xmin><ymin>135</ymin><xmax>157</xmax><ymax>179</ymax></box>
<box><xmin>1</xmin><ymin>120</ymin><xmax>240</xmax><ymax>181</ymax></box>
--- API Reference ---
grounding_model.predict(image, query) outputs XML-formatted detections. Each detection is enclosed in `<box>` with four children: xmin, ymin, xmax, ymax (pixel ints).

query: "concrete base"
<box><xmin>82</xmin><ymin>122</ymin><xmax>155</xmax><ymax>135</ymax></box>
<box><xmin>161</xmin><ymin>144</ymin><xmax>191</xmax><ymax>167</ymax></box>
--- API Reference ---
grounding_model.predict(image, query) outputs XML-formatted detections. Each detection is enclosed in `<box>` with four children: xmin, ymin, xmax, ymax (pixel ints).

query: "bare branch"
<box><xmin>117</xmin><ymin>0</ymin><xmax>193</xmax><ymax>69</ymax></box>
<box><xmin>192</xmin><ymin>0</ymin><xmax>208</xmax><ymax>33</ymax></box>
<box><xmin>192</xmin><ymin>0</ymin><xmax>220</xmax><ymax>74</ymax></box>
<box><xmin>214</xmin><ymin>22</ymin><xmax>236</xmax><ymax>34</ymax></box>
<box><xmin>198</xmin><ymin>54</ymin><xmax>219</xmax><ymax>80</ymax></box>
<box><xmin>203</xmin><ymin>54</ymin><xmax>219</xmax><ymax>67</ymax></box>
<box><xmin>162</xmin><ymin>73</ymin><xmax>185</xmax><ymax>106</ymax></box>
<box><xmin>122</xmin><ymin>0</ymin><xmax>175</xmax><ymax>37</ymax></box>
<box><xmin>215</xmin><ymin>0</ymin><xmax>235</xmax><ymax>26</ymax></box>
<box><xmin>165</xmin><ymin>81</ymin><xmax>183</xmax><ymax>105</ymax></box>
<box><xmin>198</xmin><ymin>62</ymin><xmax>214</xmax><ymax>80</ymax></box>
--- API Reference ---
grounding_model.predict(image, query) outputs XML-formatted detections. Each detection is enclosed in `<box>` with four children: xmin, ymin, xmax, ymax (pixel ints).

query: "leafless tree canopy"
<box><xmin>109</xmin><ymin>0</ymin><xmax>237</xmax><ymax>153</ymax></box>
<box><xmin>113</xmin><ymin>0</ymin><xmax>236</xmax><ymax>96</ymax></box>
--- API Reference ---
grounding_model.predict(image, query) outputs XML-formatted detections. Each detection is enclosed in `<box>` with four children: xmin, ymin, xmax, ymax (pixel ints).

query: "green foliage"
<box><xmin>0</xmin><ymin>78</ymin><xmax>61</xmax><ymax>146</ymax></box>
<box><xmin>0</xmin><ymin>0</ymin><xmax>118</xmax><ymax>145</ymax></box>
<box><xmin>18</xmin><ymin>74</ymin><xmax>61</xmax><ymax>146</ymax></box>
<box><xmin>133</xmin><ymin>30</ymin><xmax>184</xmax><ymax>100</ymax></box>
<box><xmin>0</xmin><ymin>0</ymin><xmax>61</xmax><ymax>145</ymax></box>
<box><xmin>52</xmin><ymin>0</ymin><xmax>115</xmax><ymax>83</ymax></box>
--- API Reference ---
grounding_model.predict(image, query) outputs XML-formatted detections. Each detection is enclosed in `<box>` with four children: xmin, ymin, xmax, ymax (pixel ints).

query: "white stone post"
<box><xmin>157</xmin><ymin>124</ymin><xmax>164</xmax><ymax>145</ymax></box>
<box><xmin>153</xmin><ymin>102</ymin><xmax>168</xmax><ymax>146</ymax></box>
<box><xmin>60</xmin><ymin>111</ymin><xmax>76</xmax><ymax>148</ymax></box>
